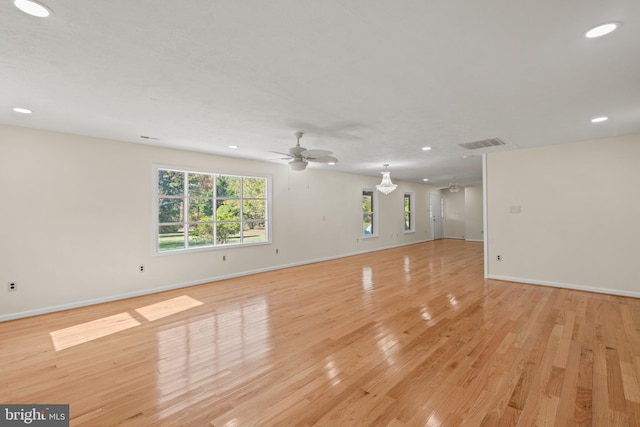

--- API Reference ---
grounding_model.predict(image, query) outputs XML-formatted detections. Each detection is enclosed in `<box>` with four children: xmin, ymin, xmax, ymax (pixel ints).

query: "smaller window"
<box><xmin>362</xmin><ymin>189</ymin><xmax>377</xmax><ymax>237</ymax></box>
<box><xmin>404</xmin><ymin>192</ymin><xmax>415</xmax><ymax>232</ymax></box>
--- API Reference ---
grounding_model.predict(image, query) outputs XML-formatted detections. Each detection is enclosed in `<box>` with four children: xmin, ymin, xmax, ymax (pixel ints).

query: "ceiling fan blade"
<box><xmin>301</xmin><ymin>149</ymin><xmax>332</xmax><ymax>159</ymax></box>
<box><xmin>269</xmin><ymin>150</ymin><xmax>295</xmax><ymax>158</ymax></box>
<box><xmin>307</xmin><ymin>155</ymin><xmax>338</xmax><ymax>163</ymax></box>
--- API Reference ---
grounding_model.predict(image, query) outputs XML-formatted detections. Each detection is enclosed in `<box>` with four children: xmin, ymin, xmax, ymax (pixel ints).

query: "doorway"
<box><xmin>430</xmin><ymin>193</ymin><xmax>444</xmax><ymax>240</ymax></box>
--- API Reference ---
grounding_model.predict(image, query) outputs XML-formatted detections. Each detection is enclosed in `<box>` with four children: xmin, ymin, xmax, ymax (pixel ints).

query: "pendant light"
<box><xmin>376</xmin><ymin>164</ymin><xmax>397</xmax><ymax>195</ymax></box>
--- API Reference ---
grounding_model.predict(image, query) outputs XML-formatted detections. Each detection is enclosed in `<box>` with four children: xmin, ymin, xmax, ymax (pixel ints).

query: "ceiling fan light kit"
<box><xmin>289</xmin><ymin>159</ymin><xmax>308</xmax><ymax>171</ymax></box>
<box><xmin>376</xmin><ymin>164</ymin><xmax>397</xmax><ymax>195</ymax></box>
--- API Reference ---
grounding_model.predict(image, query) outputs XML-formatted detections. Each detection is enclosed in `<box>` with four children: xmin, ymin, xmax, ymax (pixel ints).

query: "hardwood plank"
<box><xmin>1</xmin><ymin>239</ymin><xmax>640</xmax><ymax>426</ymax></box>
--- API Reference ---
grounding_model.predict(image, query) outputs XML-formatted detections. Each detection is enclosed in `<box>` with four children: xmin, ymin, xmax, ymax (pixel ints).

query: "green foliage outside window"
<box><xmin>362</xmin><ymin>191</ymin><xmax>374</xmax><ymax>235</ymax></box>
<box><xmin>404</xmin><ymin>193</ymin><xmax>412</xmax><ymax>231</ymax></box>
<box><xmin>157</xmin><ymin>169</ymin><xmax>268</xmax><ymax>251</ymax></box>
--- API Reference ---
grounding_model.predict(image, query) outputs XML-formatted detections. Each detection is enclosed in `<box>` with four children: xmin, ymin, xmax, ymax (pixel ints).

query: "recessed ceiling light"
<box><xmin>422</xmin><ymin>178</ymin><xmax>429</xmax><ymax>182</ymax></box>
<box><xmin>591</xmin><ymin>116</ymin><xmax>608</xmax><ymax>123</ymax></box>
<box><xmin>228</xmin><ymin>145</ymin><xmax>238</xmax><ymax>149</ymax></box>
<box><xmin>585</xmin><ymin>22</ymin><xmax>621</xmax><ymax>38</ymax></box>
<box><xmin>14</xmin><ymin>0</ymin><xmax>52</xmax><ymax>17</ymax></box>
<box><xmin>328</xmin><ymin>162</ymin><xmax>336</xmax><ymax>166</ymax></box>
<box><xmin>421</xmin><ymin>146</ymin><xmax>432</xmax><ymax>151</ymax></box>
<box><xmin>13</xmin><ymin>107</ymin><xmax>32</xmax><ymax>114</ymax></box>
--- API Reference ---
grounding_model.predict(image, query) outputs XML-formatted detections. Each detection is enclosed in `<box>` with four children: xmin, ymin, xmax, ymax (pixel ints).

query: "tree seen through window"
<box><xmin>157</xmin><ymin>169</ymin><xmax>268</xmax><ymax>251</ymax></box>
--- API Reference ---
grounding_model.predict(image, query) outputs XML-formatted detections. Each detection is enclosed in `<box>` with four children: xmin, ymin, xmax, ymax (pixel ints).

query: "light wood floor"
<box><xmin>2</xmin><ymin>240</ymin><xmax>640</xmax><ymax>426</ymax></box>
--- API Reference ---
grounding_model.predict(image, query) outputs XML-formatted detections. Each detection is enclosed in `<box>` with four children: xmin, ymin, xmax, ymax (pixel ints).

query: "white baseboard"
<box><xmin>487</xmin><ymin>274</ymin><xmax>640</xmax><ymax>299</ymax></box>
<box><xmin>1</xmin><ymin>238</ymin><xmax>433</xmax><ymax>322</ymax></box>
<box><xmin>465</xmin><ymin>238</ymin><xmax>484</xmax><ymax>243</ymax></box>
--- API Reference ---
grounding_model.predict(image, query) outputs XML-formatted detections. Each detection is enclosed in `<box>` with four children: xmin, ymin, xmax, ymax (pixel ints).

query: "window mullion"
<box><xmin>213</xmin><ymin>173</ymin><xmax>218</xmax><ymax>246</ymax></box>
<box><xmin>184</xmin><ymin>172</ymin><xmax>189</xmax><ymax>248</ymax></box>
<box><xmin>239</xmin><ymin>177</ymin><xmax>244</xmax><ymax>243</ymax></box>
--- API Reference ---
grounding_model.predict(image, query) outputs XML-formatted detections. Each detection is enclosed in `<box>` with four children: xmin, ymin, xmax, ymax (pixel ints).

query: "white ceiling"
<box><xmin>2</xmin><ymin>1</ymin><xmax>639</xmax><ymax>187</ymax></box>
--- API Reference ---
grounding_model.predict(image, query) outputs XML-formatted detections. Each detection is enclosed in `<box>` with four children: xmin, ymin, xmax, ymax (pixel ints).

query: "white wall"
<box><xmin>486</xmin><ymin>133</ymin><xmax>640</xmax><ymax>296</ymax></box>
<box><xmin>464</xmin><ymin>186</ymin><xmax>483</xmax><ymax>241</ymax></box>
<box><xmin>0</xmin><ymin>125</ymin><xmax>434</xmax><ymax>320</ymax></box>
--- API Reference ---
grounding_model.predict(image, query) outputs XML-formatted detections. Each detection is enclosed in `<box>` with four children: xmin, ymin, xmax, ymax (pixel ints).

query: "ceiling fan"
<box><xmin>434</xmin><ymin>176</ymin><xmax>463</xmax><ymax>192</ymax></box>
<box><xmin>448</xmin><ymin>176</ymin><xmax>460</xmax><ymax>192</ymax></box>
<box><xmin>272</xmin><ymin>132</ymin><xmax>338</xmax><ymax>171</ymax></box>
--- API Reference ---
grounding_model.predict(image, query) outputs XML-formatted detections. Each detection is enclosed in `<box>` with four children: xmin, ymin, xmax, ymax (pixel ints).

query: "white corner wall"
<box><xmin>486</xmin><ymin>134</ymin><xmax>640</xmax><ymax>297</ymax></box>
<box><xmin>0</xmin><ymin>125</ymin><xmax>434</xmax><ymax>320</ymax></box>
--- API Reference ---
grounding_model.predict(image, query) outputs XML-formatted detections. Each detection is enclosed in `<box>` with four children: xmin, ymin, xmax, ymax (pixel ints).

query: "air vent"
<box><xmin>458</xmin><ymin>138</ymin><xmax>505</xmax><ymax>150</ymax></box>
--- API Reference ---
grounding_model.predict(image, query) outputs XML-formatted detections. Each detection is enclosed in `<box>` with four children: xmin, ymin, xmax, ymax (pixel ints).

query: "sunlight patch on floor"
<box><xmin>135</xmin><ymin>295</ymin><xmax>204</xmax><ymax>321</ymax></box>
<box><xmin>50</xmin><ymin>295</ymin><xmax>204</xmax><ymax>351</ymax></box>
<box><xmin>50</xmin><ymin>312</ymin><xmax>140</xmax><ymax>351</ymax></box>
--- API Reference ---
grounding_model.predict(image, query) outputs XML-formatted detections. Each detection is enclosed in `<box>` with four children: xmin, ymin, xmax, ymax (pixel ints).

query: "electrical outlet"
<box><xmin>8</xmin><ymin>282</ymin><xmax>17</xmax><ymax>292</ymax></box>
<box><xmin>139</xmin><ymin>264</ymin><xmax>145</xmax><ymax>273</ymax></box>
<box><xmin>497</xmin><ymin>255</ymin><xmax>502</xmax><ymax>261</ymax></box>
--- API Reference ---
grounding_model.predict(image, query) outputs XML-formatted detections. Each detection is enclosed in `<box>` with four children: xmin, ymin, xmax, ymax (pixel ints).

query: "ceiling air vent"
<box><xmin>458</xmin><ymin>137</ymin><xmax>505</xmax><ymax>150</ymax></box>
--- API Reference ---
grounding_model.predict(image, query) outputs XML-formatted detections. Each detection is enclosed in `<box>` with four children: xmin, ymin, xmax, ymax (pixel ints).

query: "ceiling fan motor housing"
<box><xmin>289</xmin><ymin>145</ymin><xmax>306</xmax><ymax>157</ymax></box>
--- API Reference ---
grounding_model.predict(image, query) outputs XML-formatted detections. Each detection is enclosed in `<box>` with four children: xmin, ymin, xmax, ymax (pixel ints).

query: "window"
<box><xmin>404</xmin><ymin>192</ymin><xmax>415</xmax><ymax>232</ymax></box>
<box><xmin>156</xmin><ymin>168</ymin><xmax>269</xmax><ymax>252</ymax></box>
<box><xmin>362</xmin><ymin>189</ymin><xmax>377</xmax><ymax>237</ymax></box>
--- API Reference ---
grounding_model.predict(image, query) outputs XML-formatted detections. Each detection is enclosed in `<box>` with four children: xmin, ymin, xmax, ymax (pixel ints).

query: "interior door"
<box><xmin>430</xmin><ymin>193</ymin><xmax>444</xmax><ymax>240</ymax></box>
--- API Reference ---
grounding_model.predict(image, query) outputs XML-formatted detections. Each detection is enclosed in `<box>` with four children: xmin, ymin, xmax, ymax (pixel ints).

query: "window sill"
<box><xmin>155</xmin><ymin>240</ymin><xmax>271</xmax><ymax>256</ymax></box>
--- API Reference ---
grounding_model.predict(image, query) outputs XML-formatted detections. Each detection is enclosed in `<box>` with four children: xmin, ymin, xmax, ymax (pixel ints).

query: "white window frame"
<box><xmin>153</xmin><ymin>165</ymin><xmax>271</xmax><ymax>254</ymax></box>
<box><xmin>362</xmin><ymin>188</ymin><xmax>378</xmax><ymax>238</ymax></box>
<box><xmin>404</xmin><ymin>191</ymin><xmax>415</xmax><ymax>233</ymax></box>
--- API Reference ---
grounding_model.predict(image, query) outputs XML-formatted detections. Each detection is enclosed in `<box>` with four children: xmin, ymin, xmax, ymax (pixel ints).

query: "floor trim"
<box><xmin>487</xmin><ymin>274</ymin><xmax>640</xmax><ymax>299</ymax></box>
